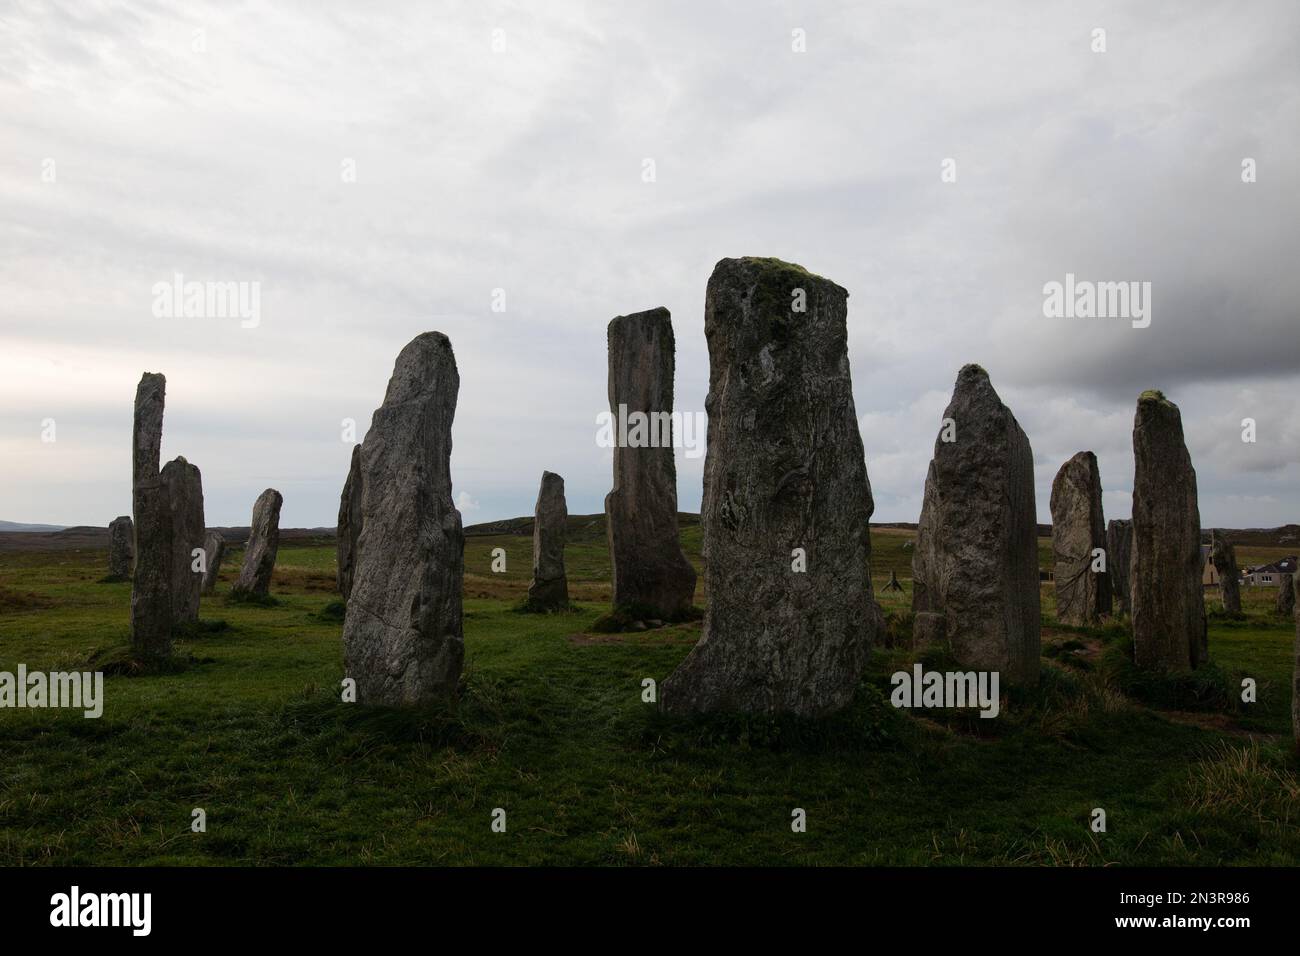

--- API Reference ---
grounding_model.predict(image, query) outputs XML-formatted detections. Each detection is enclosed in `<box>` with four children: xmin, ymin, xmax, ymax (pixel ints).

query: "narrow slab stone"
<box><xmin>1106</xmin><ymin>518</ymin><xmax>1133</xmax><ymax>615</ymax></box>
<box><xmin>662</xmin><ymin>257</ymin><xmax>877</xmax><ymax>716</ymax></box>
<box><xmin>161</xmin><ymin>456</ymin><xmax>205</xmax><ymax>624</ymax></box>
<box><xmin>108</xmin><ymin>515</ymin><xmax>134</xmax><ymax>579</ymax></box>
<box><xmin>526</xmin><ymin>471</ymin><xmax>569</xmax><ymax>611</ymax></box>
<box><xmin>201</xmin><ymin>530</ymin><xmax>225</xmax><ymax>593</ymax></box>
<box><xmin>130</xmin><ymin>372</ymin><xmax>172</xmax><ymax>659</ymax></box>
<box><xmin>234</xmin><ymin>488</ymin><xmax>283</xmax><ymax>597</ymax></box>
<box><xmin>1050</xmin><ymin>451</ymin><xmax>1111</xmax><ymax>626</ymax></box>
<box><xmin>336</xmin><ymin>444</ymin><xmax>363</xmax><ymax>600</ymax></box>
<box><xmin>1210</xmin><ymin>532</ymin><xmax>1242</xmax><ymax>614</ymax></box>
<box><xmin>604</xmin><ymin>307</ymin><xmax>697</xmax><ymax>619</ymax></box>
<box><xmin>342</xmin><ymin>332</ymin><xmax>464</xmax><ymax>706</ymax></box>
<box><xmin>911</xmin><ymin>364</ymin><xmax>1041</xmax><ymax>685</ymax></box>
<box><xmin>1292</xmin><ymin>575</ymin><xmax>1299</xmax><ymax>752</ymax></box>
<box><xmin>1279</xmin><ymin>572</ymin><xmax>1295</xmax><ymax>618</ymax></box>
<box><xmin>1130</xmin><ymin>390</ymin><xmax>1207</xmax><ymax>671</ymax></box>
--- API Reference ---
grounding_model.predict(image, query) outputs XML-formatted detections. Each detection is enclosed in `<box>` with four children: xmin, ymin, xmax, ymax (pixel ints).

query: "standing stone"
<box><xmin>161</xmin><ymin>456</ymin><xmax>205</xmax><ymax>624</ymax></box>
<box><xmin>1292</xmin><ymin>575</ymin><xmax>1299</xmax><ymax>754</ymax></box>
<box><xmin>130</xmin><ymin>372</ymin><xmax>173</xmax><ymax>659</ymax></box>
<box><xmin>1210</xmin><ymin>532</ymin><xmax>1242</xmax><ymax>614</ymax></box>
<box><xmin>234</xmin><ymin>489</ymin><xmax>283</xmax><ymax>597</ymax></box>
<box><xmin>108</xmin><ymin>516</ymin><xmax>134</xmax><ymax>579</ymax></box>
<box><xmin>1130</xmin><ymin>390</ymin><xmax>1207</xmax><ymax>672</ymax></box>
<box><xmin>1278</xmin><ymin>572</ymin><xmax>1295</xmax><ymax>618</ymax></box>
<box><xmin>911</xmin><ymin>364</ymin><xmax>1041</xmax><ymax>685</ymax></box>
<box><xmin>526</xmin><ymin>471</ymin><xmax>569</xmax><ymax>611</ymax></box>
<box><xmin>662</xmin><ymin>257</ymin><xmax>877</xmax><ymax>716</ymax></box>
<box><xmin>336</xmin><ymin>444</ymin><xmax>363</xmax><ymax>600</ymax></box>
<box><xmin>1107</xmin><ymin>518</ymin><xmax>1133</xmax><ymax>615</ymax></box>
<box><xmin>201</xmin><ymin>530</ymin><xmax>226</xmax><ymax>593</ymax></box>
<box><xmin>1050</xmin><ymin>451</ymin><xmax>1112</xmax><ymax>626</ymax></box>
<box><xmin>604</xmin><ymin>307</ymin><xmax>697</xmax><ymax>619</ymax></box>
<box><xmin>342</xmin><ymin>333</ymin><xmax>464</xmax><ymax>706</ymax></box>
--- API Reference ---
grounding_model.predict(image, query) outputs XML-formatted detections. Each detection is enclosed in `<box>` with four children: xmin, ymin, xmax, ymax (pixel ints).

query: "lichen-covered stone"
<box><xmin>604</xmin><ymin>307</ymin><xmax>697</xmax><ymax>619</ymax></box>
<box><xmin>911</xmin><ymin>365</ymin><xmax>1041</xmax><ymax>685</ymax></box>
<box><xmin>1050</xmin><ymin>451</ymin><xmax>1111</xmax><ymax>625</ymax></box>
<box><xmin>130</xmin><ymin>372</ymin><xmax>172</xmax><ymax>659</ymax></box>
<box><xmin>1210</xmin><ymin>532</ymin><xmax>1241</xmax><ymax>614</ymax></box>
<box><xmin>662</xmin><ymin>257</ymin><xmax>877</xmax><ymax>716</ymax></box>
<box><xmin>342</xmin><ymin>333</ymin><xmax>464</xmax><ymax>706</ymax></box>
<box><xmin>234</xmin><ymin>488</ymin><xmax>283</xmax><ymax>597</ymax></box>
<box><xmin>1279</xmin><ymin>572</ymin><xmax>1296</xmax><ymax>618</ymax></box>
<box><xmin>1130</xmin><ymin>390</ymin><xmax>1206</xmax><ymax>671</ymax></box>
<box><xmin>526</xmin><ymin>471</ymin><xmax>569</xmax><ymax>611</ymax></box>
<box><xmin>201</xmin><ymin>530</ymin><xmax>225</xmax><ymax>593</ymax></box>
<box><xmin>1106</xmin><ymin>518</ymin><xmax>1133</xmax><ymax>615</ymax></box>
<box><xmin>161</xmin><ymin>456</ymin><xmax>205</xmax><ymax>623</ymax></box>
<box><xmin>108</xmin><ymin>515</ymin><xmax>134</xmax><ymax>579</ymax></box>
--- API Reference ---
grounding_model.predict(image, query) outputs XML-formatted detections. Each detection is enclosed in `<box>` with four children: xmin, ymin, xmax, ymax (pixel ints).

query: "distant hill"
<box><xmin>0</xmin><ymin>520</ymin><xmax>66</xmax><ymax>533</ymax></box>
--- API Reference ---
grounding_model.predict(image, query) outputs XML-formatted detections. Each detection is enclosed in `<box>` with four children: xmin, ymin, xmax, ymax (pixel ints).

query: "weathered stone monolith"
<box><xmin>661</xmin><ymin>257</ymin><xmax>877</xmax><ymax>716</ymax></box>
<box><xmin>130</xmin><ymin>372</ymin><xmax>173</xmax><ymax>659</ymax></box>
<box><xmin>1107</xmin><ymin>518</ymin><xmax>1133</xmax><ymax>615</ymax></box>
<box><xmin>1292</xmin><ymin>575</ymin><xmax>1299</xmax><ymax>754</ymax></box>
<box><xmin>342</xmin><ymin>333</ymin><xmax>464</xmax><ymax>706</ymax></box>
<box><xmin>911</xmin><ymin>364</ymin><xmax>1041</xmax><ymax>685</ymax></box>
<box><xmin>108</xmin><ymin>515</ymin><xmax>134</xmax><ymax>579</ymax></box>
<box><xmin>525</xmin><ymin>471</ymin><xmax>569</xmax><ymax>611</ymax></box>
<box><xmin>1130</xmin><ymin>390</ymin><xmax>1207</xmax><ymax>672</ymax></box>
<box><xmin>1210</xmin><ymin>532</ymin><xmax>1241</xmax><ymax>614</ymax></box>
<box><xmin>1279</xmin><ymin>572</ymin><xmax>1295</xmax><ymax>618</ymax></box>
<box><xmin>604</xmin><ymin>307</ymin><xmax>697</xmax><ymax>620</ymax></box>
<box><xmin>1050</xmin><ymin>451</ymin><xmax>1112</xmax><ymax>626</ymax></box>
<box><xmin>161</xmin><ymin>456</ymin><xmax>205</xmax><ymax>624</ymax></box>
<box><xmin>201</xmin><ymin>530</ymin><xmax>225</xmax><ymax>593</ymax></box>
<box><xmin>234</xmin><ymin>488</ymin><xmax>283</xmax><ymax>597</ymax></box>
<box><xmin>336</xmin><ymin>444</ymin><xmax>363</xmax><ymax>600</ymax></box>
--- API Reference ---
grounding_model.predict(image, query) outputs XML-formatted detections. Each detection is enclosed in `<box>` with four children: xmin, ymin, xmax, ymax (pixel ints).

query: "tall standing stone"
<box><xmin>604</xmin><ymin>307</ymin><xmax>697</xmax><ymax>619</ymax></box>
<box><xmin>1130</xmin><ymin>390</ymin><xmax>1207</xmax><ymax>672</ymax></box>
<box><xmin>201</xmin><ymin>530</ymin><xmax>226</xmax><ymax>593</ymax></box>
<box><xmin>234</xmin><ymin>489</ymin><xmax>283</xmax><ymax>597</ymax></box>
<box><xmin>1050</xmin><ymin>451</ymin><xmax>1112</xmax><ymax>626</ymax></box>
<box><xmin>342</xmin><ymin>333</ymin><xmax>464</xmax><ymax>706</ymax></box>
<box><xmin>526</xmin><ymin>471</ymin><xmax>569</xmax><ymax>611</ymax></box>
<box><xmin>1279</xmin><ymin>572</ymin><xmax>1296</xmax><ymax>618</ymax></box>
<box><xmin>911</xmin><ymin>364</ymin><xmax>1041</xmax><ymax>685</ymax></box>
<box><xmin>1210</xmin><ymin>532</ymin><xmax>1241</xmax><ymax>614</ymax></box>
<box><xmin>662</xmin><ymin>257</ymin><xmax>877</xmax><ymax>716</ymax></box>
<box><xmin>130</xmin><ymin>372</ymin><xmax>173</xmax><ymax>659</ymax></box>
<box><xmin>1107</xmin><ymin>518</ymin><xmax>1133</xmax><ymax>615</ymax></box>
<box><xmin>1292</xmin><ymin>575</ymin><xmax>1299</xmax><ymax>755</ymax></box>
<box><xmin>336</xmin><ymin>444</ymin><xmax>363</xmax><ymax>601</ymax></box>
<box><xmin>108</xmin><ymin>515</ymin><xmax>134</xmax><ymax>579</ymax></box>
<box><xmin>161</xmin><ymin>456</ymin><xmax>205</xmax><ymax>624</ymax></box>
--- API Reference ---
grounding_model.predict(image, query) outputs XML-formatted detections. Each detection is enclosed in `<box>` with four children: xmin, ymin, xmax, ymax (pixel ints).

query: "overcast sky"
<box><xmin>2</xmin><ymin>0</ymin><xmax>1297</xmax><ymax>531</ymax></box>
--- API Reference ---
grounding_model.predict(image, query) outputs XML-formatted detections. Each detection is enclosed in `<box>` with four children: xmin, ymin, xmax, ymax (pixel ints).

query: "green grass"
<box><xmin>0</xmin><ymin>528</ymin><xmax>1296</xmax><ymax>866</ymax></box>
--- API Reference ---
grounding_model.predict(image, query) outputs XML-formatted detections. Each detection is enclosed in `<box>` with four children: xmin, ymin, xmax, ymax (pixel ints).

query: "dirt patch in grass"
<box><xmin>0</xmin><ymin>586</ymin><xmax>54</xmax><ymax>610</ymax></box>
<box><xmin>567</xmin><ymin>621</ymin><xmax>700</xmax><ymax>646</ymax></box>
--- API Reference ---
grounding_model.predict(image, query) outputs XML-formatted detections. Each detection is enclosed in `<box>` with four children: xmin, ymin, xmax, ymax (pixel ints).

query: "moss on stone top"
<box><xmin>1139</xmin><ymin>388</ymin><xmax>1170</xmax><ymax>404</ymax></box>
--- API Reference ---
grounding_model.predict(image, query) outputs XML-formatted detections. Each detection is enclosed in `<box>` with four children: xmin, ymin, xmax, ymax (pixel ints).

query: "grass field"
<box><xmin>1</xmin><ymin>525</ymin><xmax>1296</xmax><ymax>866</ymax></box>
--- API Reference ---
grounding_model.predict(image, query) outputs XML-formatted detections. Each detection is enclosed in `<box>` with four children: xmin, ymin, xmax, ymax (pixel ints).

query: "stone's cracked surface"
<box><xmin>1050</xmin><ymin>451</ymin><xmax>1111</xmax><ymax>626</ymax></box>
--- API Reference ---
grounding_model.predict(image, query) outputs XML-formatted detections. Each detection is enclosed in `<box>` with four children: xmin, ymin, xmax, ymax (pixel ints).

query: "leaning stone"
<box><xmin>1278</xmin><ymin>572</ymin><xmax>1296</xmax><ymax>618</ymax></box>
<box><xmin>604</xmin><ymin>307</ymin><xmax>697</xmax><ymax>619</ymax></box>
<box><xmin>1106</xmin><ymin>519</ymin><xmax>1133</xmax><ymax>615</ymax></box>
<box><xmin>525</xmin><ymin>471</ymin><xmax>569</xmax><ymax>611</ymax></box>
<box><xmin>201</xmin><ymin>530</ymin><xmax>225</xmax><ymax>593</ymax></box>
<box><xmin>342</xmin><ymin>332</ymin><xmax>464</xmax><ymax>706</ymax></box>
<box><xmin>336</xmin><ymin>444</ymin><xmax>363</xmax><ymax>600</ymax></box>
<box><xmin>910</xmin><ymin>364</ymin><xmax>1041</xmax><ymax>684</ymax></box>
<box><xmin>130</xmin><ymin>372</ymin><xmax>173</xmax><ymax>659</ymax></box>
<box><xmin>161</xmin><ymin>456</ymin><xmax>205</xmax><ymax>624</ymax></box>
<box><xmin>662</xmin><ymin>257</ymin><xmax>877</xmax><ymax>716</ymax></box>
<box><xmin>1210</xmin><ymin>532</ymin><xmax>1242</xmax><ymax>614</ymax></box>
<box><xmin>1130</xmin><ymin>390</ymin><xmax>1206</xmax><ymax>672</ymax></box>
<box><xmin>234</xmin><ymin>489</ymin><xmax>283</xmax><ymax>597</ymax></box>
<box><xmin>1050</xmin><ymin>451</ymin><xmax>1112</xmax><ymax>626</ymax></box>
<box><xmin>108</xmin><ymin>515</ymin><xmax>134</xmax><ymax>579</ymax></box>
